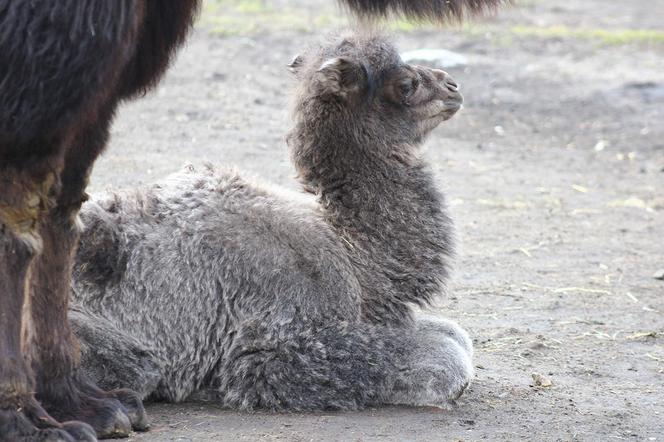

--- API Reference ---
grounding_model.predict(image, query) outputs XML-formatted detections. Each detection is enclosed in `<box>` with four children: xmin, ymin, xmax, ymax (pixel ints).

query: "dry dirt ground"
<box><xmin>87</xmin><ymin>0</ymin><xmax>664</xmax><ymax>440</ymax></box>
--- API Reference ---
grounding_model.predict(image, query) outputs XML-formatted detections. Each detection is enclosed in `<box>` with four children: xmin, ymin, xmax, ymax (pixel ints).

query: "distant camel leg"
<box><xmin>28</xmin><ymin>102</ymin><xmax>147</xmax><ymax>439</ymax></box>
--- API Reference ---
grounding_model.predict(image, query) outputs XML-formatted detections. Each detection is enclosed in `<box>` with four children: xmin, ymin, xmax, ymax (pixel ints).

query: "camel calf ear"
<box><xmin>315</xmin><ymin>57</ymin><xmax>363</xmax><ymax>96</ymax></box>
<box><xmin>288</xmin><ymin>54</ymin><xmax>304</xmax><ymax>74</ymax></box>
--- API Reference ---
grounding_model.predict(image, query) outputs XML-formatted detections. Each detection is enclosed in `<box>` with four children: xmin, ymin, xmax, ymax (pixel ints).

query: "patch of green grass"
<box><xmin>206</xmin><ymin>0</ymin><xmax>272</xmax><ymax>13</ymax></box>
<box><xmin>200</xmin><ymin>0</ymin><xmax>347</xmax><ymax>35</ymax></box>
<box><xmin>200</xmin><ymin>0</ymin><xmax>447</xmax><ymax>36</ymax></box>
<box><xmin>234</xmin><ymin>0</ymin><xmax>272</xmax><ymax>13</ymax></box>
<box><xmin>388</xmin><ymin>19</ymin><xmax>420</xmax><ymax>32</ymax></box>
<box><xmin>511</xmin><ymin>25</ymin><xmax>664</xmax><ymax>45</ymax></box>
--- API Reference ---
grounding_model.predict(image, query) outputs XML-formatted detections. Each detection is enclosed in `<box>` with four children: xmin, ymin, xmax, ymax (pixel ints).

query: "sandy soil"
<box><xmin>87</xmin><ymin>0</ymin><xmax>664</xmax><ymax>440</ymax></box>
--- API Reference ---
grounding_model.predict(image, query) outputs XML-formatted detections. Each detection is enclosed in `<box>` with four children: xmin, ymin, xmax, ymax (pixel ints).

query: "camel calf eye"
<box><xmin>400</xmin><ymin>80</ymin><xmax>413</xmax><ymax>96</ymax></box>
<box><xmin>400</xmin><ymin>77</ymin><xmax>419</xmax><ymax>100</ymax></box>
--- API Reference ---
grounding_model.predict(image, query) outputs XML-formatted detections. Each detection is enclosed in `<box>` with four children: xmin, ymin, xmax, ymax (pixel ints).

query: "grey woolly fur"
<box><xmin>71</xmin><ymin>33</ymin><xmax>475</xmax><ymax>412</ymax></box>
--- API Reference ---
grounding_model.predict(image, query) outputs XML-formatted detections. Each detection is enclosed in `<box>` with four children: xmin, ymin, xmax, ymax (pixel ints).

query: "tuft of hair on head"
<box><xmin>337</xmin><ymin>0</ymin><xmax>510</xmax><ymax>23</ymax></box>
<box><xmin>288</xmin><ymin>55</ymin><xmax>305</xmax><ymax>73</ymax></box>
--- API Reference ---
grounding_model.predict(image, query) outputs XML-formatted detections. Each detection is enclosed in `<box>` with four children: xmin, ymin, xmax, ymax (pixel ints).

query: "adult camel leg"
<box><xmin>0</xmin><ymin>158</ymin><xmax>96</xmax><ymax>442</ymax></box>
<box><xmin>28</xmin><ymin>104</ymin><xmax>149</xmax><ymax>439</ymax></box>
<box><xmin>0</xmin><ymin>1</ymin><xmax>195</xmax><ymax>439</ymax></box>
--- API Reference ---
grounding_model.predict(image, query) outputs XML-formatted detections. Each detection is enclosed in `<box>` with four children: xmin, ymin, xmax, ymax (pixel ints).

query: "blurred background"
<box><xmin>92</xmin><ymin>1</ymin><xmax>664</xmax><ymax>440</ymax></box>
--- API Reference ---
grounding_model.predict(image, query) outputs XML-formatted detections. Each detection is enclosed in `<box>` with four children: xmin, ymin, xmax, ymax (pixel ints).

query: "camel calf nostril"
<box><xmin>445</xmin><ymin>78</ymin><xmax>459</xmax><ymax>92</ymax></box>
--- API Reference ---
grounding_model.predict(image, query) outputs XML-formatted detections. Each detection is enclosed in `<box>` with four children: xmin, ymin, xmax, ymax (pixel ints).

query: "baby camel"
<box><xmin>70</xmin><ymin>34</ymin><xmax>473</xmax><ymax>411</ymax></box>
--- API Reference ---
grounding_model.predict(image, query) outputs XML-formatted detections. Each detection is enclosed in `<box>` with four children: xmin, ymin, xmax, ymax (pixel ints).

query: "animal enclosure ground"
<box><xmin>89</xmin><ymin>0</ymin><xmax>664</xmax><ymax>440</ymax></box>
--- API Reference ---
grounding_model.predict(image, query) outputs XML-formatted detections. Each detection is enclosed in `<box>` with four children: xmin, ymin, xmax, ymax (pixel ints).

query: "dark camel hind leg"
<box><xmin>28</xmin><ymin>105</ymin><xmax>148</xmax><ymax>439</ymax></box>
<box><xmin>0</xmin><ymin>160</ymin><xmax>96</xmax><ymax>442</ymax></box>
